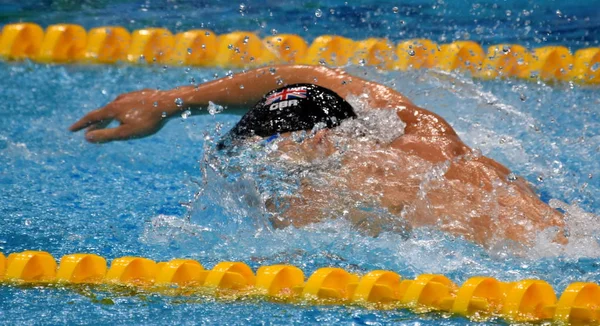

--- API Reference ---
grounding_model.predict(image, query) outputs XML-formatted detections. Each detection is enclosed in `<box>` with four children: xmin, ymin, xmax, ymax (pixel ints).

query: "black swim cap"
<box><xmin>218</xmin><ymin>84</ymin><xmax>356</xmax><ymax>149</ymax></box>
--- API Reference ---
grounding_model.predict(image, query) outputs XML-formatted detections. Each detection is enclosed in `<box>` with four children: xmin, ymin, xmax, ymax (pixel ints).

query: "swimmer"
<box><xmin>70</xmin><ymin>65</ymin><xmax>565</xmax><ymax>246</ymax></box>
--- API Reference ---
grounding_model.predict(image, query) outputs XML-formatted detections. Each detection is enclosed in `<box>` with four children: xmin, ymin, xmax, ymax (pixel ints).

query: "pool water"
<box><xmin>1</xmin><ymin>1</ymin><xmax>600</xmax><ymax>325</ymax></box>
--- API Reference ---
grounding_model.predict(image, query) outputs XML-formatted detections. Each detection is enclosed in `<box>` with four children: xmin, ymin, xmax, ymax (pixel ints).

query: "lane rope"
<box><xmin>1</xmin><ymin>250</ymin><xmax>599</xmax><ymax>324</ymax></box>
<box><xmin>0</xmin><ymin>23</ymin><xmax>599</xmax><ymax>84</ymax></box>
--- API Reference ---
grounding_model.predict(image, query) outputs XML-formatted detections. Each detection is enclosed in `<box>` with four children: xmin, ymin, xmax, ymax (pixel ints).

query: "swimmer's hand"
<box><xmin>69</xmin><ymin>89</ymin><xmax>175</xmax><ymax>143</ymax></box>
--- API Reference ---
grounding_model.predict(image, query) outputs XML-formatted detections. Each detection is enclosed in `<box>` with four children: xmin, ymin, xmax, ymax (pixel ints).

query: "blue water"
<box><xmin>1</xmin><ymin>1</ymin><xmax>600</xmax><ymax>325</ymax></box>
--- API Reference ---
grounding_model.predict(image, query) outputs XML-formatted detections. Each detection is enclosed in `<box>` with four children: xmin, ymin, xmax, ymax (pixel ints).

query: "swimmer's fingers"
<box><xmin>85</xmin><ymin>125</ymin><xmax>136</xmax><ymax>143</ymax></box>
<box><xmin>69</xmin><ymin>107</ymin><xmax>115</xmax><ymax>132</ymax></box>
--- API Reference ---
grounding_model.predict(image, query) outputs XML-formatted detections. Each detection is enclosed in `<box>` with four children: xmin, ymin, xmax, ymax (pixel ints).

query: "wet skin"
<box><xmin>70</xmin><ymin>64</ymin><xmax>565</xmax><ymax>246</ymax></box>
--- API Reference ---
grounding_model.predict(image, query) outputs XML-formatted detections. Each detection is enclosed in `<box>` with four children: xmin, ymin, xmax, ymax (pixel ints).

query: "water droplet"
<box><xmin>189</xmin><ymin>77</ymin><xmax>196</xmax><ymax>84</ymax></box>
<box><xmin>271</xmin><ymin>28</ymin><xmax>278</xmax><ymax>35</ymax></box>
<box><xmin>228</xmin><ymin>44</ymin><xmax>234</xmax><ymax>50</ymax></box>
<box><xmin>187</xmin><ymin>48</ymin><xmax>193</xmax><ymax>54</ymax></box>
<box><xmin>329</xmin><ymin>9</ymin><xmax>335</xmax><ymax>14</ymax></box>
<box><xmin>226</xmin><ymin>70</ymin><xmax>234</xmax><ymax>78</ymax></box>
<box><xmin>276</xmin><ymin>78</ymin><xmax>284</xmax><ymax>85</ymax></box>
<box><xmin>507</xmin><ymin>173</ymin><xmax>518</xmax><ymax>182</ymax></box>
<box><xmin>239</xmin><ymin>84</ymin><xmax>244</xmax><ymax>89</ymax></box>
<box><xmin>201</xmin><ymin>44</ymin><xmax>206</xmax><ymax>49</ymax></box>
<box><xmin>319</xmin><ymin>59</ymin><xmax>327</xmax><ymax>65</ymax></box>
<box><xmin>161</xmin><ymin>111</ymin><xmax>167</xmax><ymax>118</ymax></box>
<box><xmin>408</xmin><ymin>49</ymin><xmax>416</xmax><ymax>56</ymax></box>
<box><xmin>181</xmin><ymin>109</ymin><xmax>191</xmax><ymax>119</ymax></box>
<box><xmin>315</xmin><ymin>9</ymin><xmax>323</xmax><ymax>17</ymax></box>
<box><xmin>205</xmin><ymin>31</ymin><xmax>211</xmax><ymax>36</ymax></box>
<box><xmin>101</xmin><ymin>89</ymin><xmax>107</xmax><ymax>95</ymax></box>
<box><xmin>239</xmin><ymin>3</ymin><xmax>246</xmax><ymax>15</ymax></box>
<box><xmin>392</xmin><ymin>6</ymin><xmax>399</xmax><ymax>13</ymax></box>
<box><xmin>519</xmin><ymin>93</ymin><xmax>526</xmax><ymax>101</ymax></box>
<box><xmin>213</xmin><ymin>73</ymin><xmax>219</xmax><ymax>79</ymax></box>
<box><xmin>185</xmin><ymin>67</ymin><xmax>191</xmax><ymax>73</ymax></box>
<box><xmin>269</xmin><ymin>67</ymin><xmax>277</xmax><ymax>75</ymax></box>
<box><xmin>208</xmin><ymin>101</ymin><xmax>224</xmax><ymax>115</ymax></box>
<box><xmin>174</xmin><ymin>98</ymin><xmax>184</xmax><ymax>107</ymax></box>
<box><xmin>537</xmin><ymin>175</ymin><xmax>544</xmax><ymax>182</ymax></box>
<box><xmin>591</xmin><ymin>62</ymin><xmax>599</xmax><ymax>72</ymax></box>
<box><xmin>243</xmin><ymin>36</ymin><xmax>249</xmax><ymax>44</ymax></box>
<box><xmin>153</xmin><ymin>101</ymin><xmax>158</xmax><ymax>107</ymax></box>
<box><xmin>502</xmin><ymin>45</ymin><xmax>510</xmax><ymax>53</ymax></box>
<box><xmin>359</xmin><ymin>59</ymin><xmax>366</xmax><ymax>66</ymax></box>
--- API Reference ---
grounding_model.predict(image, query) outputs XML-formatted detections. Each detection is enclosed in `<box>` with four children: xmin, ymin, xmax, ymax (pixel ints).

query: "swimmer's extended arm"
<box><xmin>70</xmin><ymin>65</ymin><xmax>457</xmax><ymax>142</ymax></box>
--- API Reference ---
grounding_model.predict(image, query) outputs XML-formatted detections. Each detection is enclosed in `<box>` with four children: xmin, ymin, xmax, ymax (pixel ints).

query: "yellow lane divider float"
<box><xmin>1</xmin><ymin>23</ymin><xmax>599</xmax><ymax>84</ymax></box>
<box><xmin>1</xmin><ymin>251</ymin><xmax>600</xmax><ymax>324</ymax></box>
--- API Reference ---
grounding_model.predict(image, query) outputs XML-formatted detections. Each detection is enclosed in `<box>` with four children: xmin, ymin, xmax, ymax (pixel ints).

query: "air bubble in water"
<box><xmin>392</xmin><ymin>6</ymin><xmax>399</xmax><ymax>13</ymax></box>
<box><xmin>175</xmin><ymin>98</ymin><xmax>184</xmax><ymax>107</ymax></box>
<box><xmin>315</xmin><ymin>9</ymin><xmax>323</xmax><ymax>17</ymax></box>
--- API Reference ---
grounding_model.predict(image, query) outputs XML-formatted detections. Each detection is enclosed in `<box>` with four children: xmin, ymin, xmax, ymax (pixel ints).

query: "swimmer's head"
<box><xmin>217</xmin><ymin>84</ymin><xmax>356</xmax><ymax>150</ymax></box>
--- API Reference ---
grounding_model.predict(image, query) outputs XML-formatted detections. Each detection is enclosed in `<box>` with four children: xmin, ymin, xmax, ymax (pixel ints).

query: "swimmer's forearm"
<box><xmin>161</xmin><ymin>65</ymin><xmax>362</xmax><ymax>117</ymax></box>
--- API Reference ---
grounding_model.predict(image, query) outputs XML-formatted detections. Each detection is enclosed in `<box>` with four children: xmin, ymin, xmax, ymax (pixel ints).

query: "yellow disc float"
<box><xmin>480</xmin><ymin>44</ymin><xmax>532</xmax><ymax>79</ymax></box>
<box><xmin>571</xmin><ymin>47</ymin><xmax>600</xmax><ymax>84</ymax></box>
<box><xmin>126</xmin><ymin>28</ymin><xmax>174</xmax><ymax>64</ymax></box>
<box><xmin>303</xmin><ymin>267</ymin><xmax>359</xmax><ymax>300</ymax></box>
<box><xmin>395</xmin><ymin>39</ymin><xmax>439</xmax><ymax>70</ymax></box>
<box><xmin>168</xmin><ymin>30</ymin><xmax>218</xmax><ymax>66</ymax></box>
<box><xmin>529</xmin><ymin>46</ymin><xmax>573</xmax><ymax>81</ymax></box>
<box><xmin>84</xmin><ymin>26</ymin><xmax>131</xmax><ymax>64</ymax></box>
<box><xmin>351</xmin><ymin>270</ymin><xmax>403</xmax><ymax>304</ymax></box>
<box><xmin>203</xmin><ymin>262</ymin><xmax>255</xmax><ymax>290</ymax></box>
<box><xmin>0</xmin><ymin>23</ymin><xmax>44</xmax><ymax>60</ymax></box>
<box><xmin>5</xmin><ymin>251</ymin><xmax>57</xmax><ymax>282</ymax></box>
<box><xmin>155</xmin><ymin>259</ymin><xmax>205</xmax><ymax>286</ymax></box>
<box><xmin>554</xmin><ymin>282</ymin><xmax>600</xmax><ymax>324</ymax></box>
<box><xmin>451</xmin><ymin>276</ymin><xmax>506</xmax><ymax>317</ymax></box>
<box><xmin>214</xmin><ymin>31</ymin><xmax>276</xmax><ymax>68</ymax></box>
<box><xmin>352</xmin><ymin>38</ymin><xmax>395</xmax><ymax>69</ymax></box>
<box><xmin>37</xmin><ymin>24</ymin><xmax>87</xmax><ymax>63</ymax></box>
<box><xmin>303</xmin><ymin>35</ymin><xmax>355</xmax><ymax>66</ymax></box>
<box><xmin>263</xmin><ymin>34</ymin><xmax>308</xmax><ymax>64</ymax></box>
<box><xmin>56</xmin><ymin>253</ymin><xmax>107</xmax><ymax>283</ymax></box>
<box><xmin>438</xmin><ymin>40</ymin><xmax>485</xmax><ymax>74</ymax></box>
<box><xmin>400</xmin><ymin>274</ymin><xmax>457</xmax><ymax>311</ymax></box>
<box><xmin>0</xmin><ymin>252</ymin><xmax>6</xmax><ymax>279</ymax></box>
<box><xmin>255</xmin><ymin>265</ymin><xmax>305</xmax><ymax>297</ymax></box>
<box><xmin>105</xmin><ymin>256</ymin><xmax>157</xmax><ymax>285</ymax></box>
<box><xmin>501</xmin><ymin>279</ymin><xmax>557</xmax><ymax>322</ymax></box>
